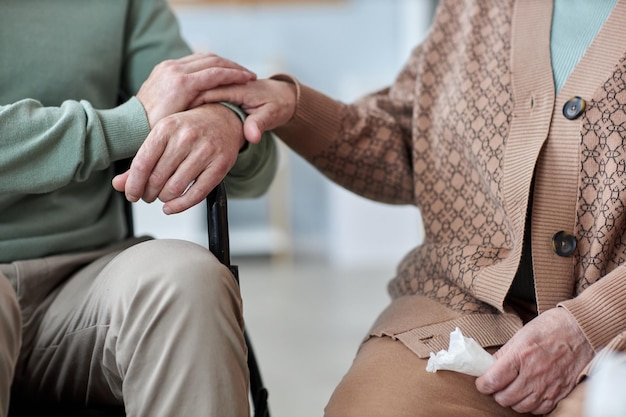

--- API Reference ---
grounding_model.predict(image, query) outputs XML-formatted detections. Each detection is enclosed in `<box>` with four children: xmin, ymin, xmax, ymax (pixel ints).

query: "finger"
<box><xmin>243</xmin><ymin>117</ymin><xmax>263</xmax><ymax>143</ymax></box>
<box><xmin>124</xmin><ymin>134</ymin><xmax>168</xmax><ymax>202</ymax></box>
<box><xmin>529</xmin><ymin>399</ymin><xmax>558</xmax><ymax>415</ymax></box>
<box><xmin>168</xmin><ymin>52</ymin><xmax>215</xmax><ymax>65</ymax></box>
<box><xmin>178</xmin><ymin>53</ymin><xmax>255</xmax><ymax>77</ymax></box>
<box><xmin>112</xmin><ymin>171</ymin><xmax>129</xmax><ymax>193</ymax></box>
<box><xmin>157</xmin><ymin>53</ymin><xmax>255</xmax><ymax>80</ymax></box>
<box><xmin>140</xmin><ymin>122</ymin><xmax>198</xmax><ymax>203</ymax></box>
<box><xmin>511</xmin><ymin>394</ymin><xmax>555</xmax><ymax>415</ymax></box>
<box><xmin>162</xmin><ymin>167</ymin><xmax>223</xmax><ymax>215</ymax></box>
<box><xmin>190</xmin><ymin>84</ymin><xmax>246</xmax><ymax>108</ymax></box>
<box><xmin>141</xmin><ymin>148</ymin><xmax>188</xmax><ymax>203</ymax></box>
<box><xmin>512</xmin><ymin>376</ymin><xmax>565</xmax><ymax>415</ymax></box>
<box><xmin>492</xmin><ymin>378</ymin><xmax>532</xmax><ymax>409</ymax></box>
<box><xmin>187</xmin><ymin>67</ymin><xmax>255</xmax><ymax>94</ymax></box>
<box><xmin>475</xmin><ymin>358</ymin><xmax>519</xmax><ymax>395</ymax></box>
<box><xmin>156</xmin><ymin>153</ymin><xmax>210</xmax><ymax>203</ymax></box>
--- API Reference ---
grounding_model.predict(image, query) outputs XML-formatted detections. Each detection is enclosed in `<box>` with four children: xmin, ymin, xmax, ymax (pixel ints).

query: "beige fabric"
<box><xmin>324</xmin><ymin>336</ymin><xmax>531</xmax><ymax>417</ymax></box>
<box><xmin>275</xmin><ymin>0</ymin><xmax>626</xmax><ymax>356</ymax></box>
<box><xmin>0</xmin><ymin>270</ymin><xmax>20</xmax><ymax>417</ymax></box>
<box><xmin>1</xmin><ymin>238</ymin><xmax>249</xmax><ymax>417</ymax></box>
<box><xmin>546</xmin><ymin>381</ymin><xmax>586</xmax><ymax>417</ymax></box>
<box><xmin>325</xmin><ymin>334</ymin><xmax>626</xmax><ymax>417</ymax></box>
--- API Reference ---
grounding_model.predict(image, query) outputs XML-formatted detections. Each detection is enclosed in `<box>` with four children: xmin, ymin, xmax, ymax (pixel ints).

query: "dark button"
<box><xmin>551</xmin><ymin>231</ymin><xmax>577</xmax><ymax>257</ymax></box>
<box><xmin>563</xmin><ymin>96</ymin><xmax>586</xmax><ymax>120</ymax></box>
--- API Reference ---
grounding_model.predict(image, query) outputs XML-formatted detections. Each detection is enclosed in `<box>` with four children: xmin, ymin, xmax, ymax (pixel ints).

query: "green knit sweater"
<box><xmin>0</xmin><ymin>0</ymin><xmax>277</xmax><ymax>262</ymax></box>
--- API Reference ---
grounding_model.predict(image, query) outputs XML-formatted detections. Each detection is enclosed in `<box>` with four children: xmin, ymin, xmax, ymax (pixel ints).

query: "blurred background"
<box><xmin>133</xmin><ymin>0</ymin><xmax>437</xmax><ymax>415</ymax></box>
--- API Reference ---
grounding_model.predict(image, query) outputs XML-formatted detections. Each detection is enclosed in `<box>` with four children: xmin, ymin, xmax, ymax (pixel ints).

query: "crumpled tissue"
<box><xmin>426</xmin><ymin>327</ymin><xmax>495</xmax><ymax>377</ymax></box>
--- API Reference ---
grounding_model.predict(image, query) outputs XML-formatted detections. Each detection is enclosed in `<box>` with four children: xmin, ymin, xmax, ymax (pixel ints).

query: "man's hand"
<box><xmin>136</xmin><ymin>53</ymin><xmax>256</xmax><ymax>128</ymax></box>
<box><xmin>475</xmin><ymin>307</ymin><xmax>594</xmax><ymax>415</ymax></box>
<box><xmin>112</xmin><ymin>103</ymin><xmax>245</xmax><ymax>214</ymax></box>
<box><xmin>190</xmin><ymin>78</ymin><xmax>297</xmax><ymax>144</ymax></box>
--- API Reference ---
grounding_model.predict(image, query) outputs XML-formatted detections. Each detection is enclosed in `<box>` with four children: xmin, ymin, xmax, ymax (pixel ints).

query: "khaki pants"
<box><xmin>0</xmin><ymin>238</ymin><xmax>249</xmax><ymax>417</ymax></box>
<box><xmin>324</xmin><ymin>336</ymin><xmax>586</xmax><ymax>417</ymax></box>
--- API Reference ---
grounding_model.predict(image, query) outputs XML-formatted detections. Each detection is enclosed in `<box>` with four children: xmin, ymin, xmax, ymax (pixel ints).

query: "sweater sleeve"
<box><xmin>272</xmin><ymin>46</ymin><xmax>422</xmax><ymax>205</ymax></box>
<box><xmin>0</xmin><ymin>0</ymin><xmax>190</xmax><ymax>195</ymax></box>
<box><xmin>558</xmin><ymin>268</ymin><xmax>626</xmax><ymax>351</ymax></box>
<box><xmin>225</xmin><ymin>132</ymin><xmax>278</xmax><ymax>198</ymax></box>
<box><xmin>0</xmin><ymin>0</ymin><xmax>274</xmax><ymax>198</ymax></box>
<box><xmin>0</xmin><ymin>97</ymin><xmax>149</xmax><ymax>194</ymax></box>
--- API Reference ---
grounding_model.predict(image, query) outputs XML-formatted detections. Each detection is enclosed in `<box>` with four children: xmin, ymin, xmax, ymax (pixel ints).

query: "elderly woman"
<box><xmin>195</xmin><ymin>0</ymin><xmax>626</xmax><ymax>415</ymax></box>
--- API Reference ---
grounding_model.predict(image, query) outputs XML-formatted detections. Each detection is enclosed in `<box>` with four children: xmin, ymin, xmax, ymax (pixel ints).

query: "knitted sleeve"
<box><xmin>0</xmin><ymin>0</ymin><xmax>189</xmax><ymax>193</ymax></box>
<box><xmin>559</xmin><ymin>266</ymin><xmax>626</xmax><ymax>351</ymax></box>
<box><xmin>272</xmin><ymin>46</ymin><xmax>423</xmax><ymax>205</ymax></box>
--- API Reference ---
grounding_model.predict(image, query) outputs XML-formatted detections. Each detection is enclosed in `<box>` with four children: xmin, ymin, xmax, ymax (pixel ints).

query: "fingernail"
<box><xmin>163</xmin><ymin>206</ymin><xmax>173</xmax><ymax>215</ymax></box>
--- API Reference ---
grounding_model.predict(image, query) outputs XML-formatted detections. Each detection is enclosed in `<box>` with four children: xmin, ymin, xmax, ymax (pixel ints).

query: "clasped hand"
<box><xmin>113</xmin><ymin>53</ymin><xmax>255</xmax><ymax>214</ymax></box>
<box><xmin>113</xmin><ymin>103</ymin><xmax>244</xmax><ymax>214</ymax></box>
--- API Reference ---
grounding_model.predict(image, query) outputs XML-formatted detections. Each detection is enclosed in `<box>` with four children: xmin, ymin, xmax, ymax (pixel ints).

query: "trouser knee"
<box><xmin>106</xmin><ymin>239</ymin><xmax>243</xmax><ymax>330</ymax></box>
<box><xmin>100</xmin><ymin>240</ymin><xmax>248</xmax><ymax>414</ymax></box>
<box><xmin>0</xmin><ymin>275</ymin><xmax>21</xmax><ymax>416</ymax></box>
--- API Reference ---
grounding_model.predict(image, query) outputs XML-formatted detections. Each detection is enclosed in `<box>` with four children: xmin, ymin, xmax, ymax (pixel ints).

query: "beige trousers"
<box><xmin>0</xmin><ymin>238</ymin><xmax>249</xmax><ymax>417</ymax></box>
<box><xmin>324</xmin><ymin>336</ymin><xmax>586</xmax><ymax>417</ymax></box>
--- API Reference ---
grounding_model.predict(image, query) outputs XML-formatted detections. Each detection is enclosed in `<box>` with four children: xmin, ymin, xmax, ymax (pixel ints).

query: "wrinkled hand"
<box><xmin>475</xmin><ymin>307</ymin><xmax>594</xmax><ymax>415</ymax></box>
<box><xmin>136</xmin><ymin>53</ymin><xmax>256</xmax><ymax>128</ymax></box>
<box><xmin>112</xmin><ymin>103</ymin><xmax>245</xmax><ymax>214</ymax></box>
<box><xmin>190</xmin><ymin>78</ymin><xmax>297</xmax><ymax>144</ymax></box>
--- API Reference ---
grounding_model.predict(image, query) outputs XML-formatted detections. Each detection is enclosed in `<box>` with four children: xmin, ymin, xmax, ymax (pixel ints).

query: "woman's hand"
<box><xmin>190</xmin><ymin>78</ymin><xmax>298</xmax><ymax>144</ymax></box>
<box><xmin>475</xmin><ymin>307</ymin><xmax>594</xmax><ymax>415</ymax></box>
<box><xmin>136</xmin><ymin>53</ymin><xmax>256</xmax><ymax>128</ymax></box>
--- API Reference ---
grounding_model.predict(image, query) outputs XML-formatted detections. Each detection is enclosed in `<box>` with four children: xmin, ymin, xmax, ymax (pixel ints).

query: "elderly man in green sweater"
<box><xmin>0</xmin><ymin>1</ymin><xmax>277</xmax><ymax>416</ymax></box>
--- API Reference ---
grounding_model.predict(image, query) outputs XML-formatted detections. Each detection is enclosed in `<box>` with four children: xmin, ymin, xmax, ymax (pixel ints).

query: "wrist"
<box><xmin>213</xmin><ymin>102</ymin><xmax>247</xmax><ymax>151</ymax></box>
<box><xmin>270</xmin><ymin>73</ymin><xmax>299</xmax><ymax>123</ymax></box>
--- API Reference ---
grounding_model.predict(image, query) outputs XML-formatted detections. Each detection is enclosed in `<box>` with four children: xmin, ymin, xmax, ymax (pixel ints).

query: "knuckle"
<box><xmin>152</xmin><ymin>60</ymin><xmax>167</xmax><ymax>72</ymax></box>
<box><xmin>537</xmin><ymin>401</ymin><xmax>556</xmax><ymax>415</ymax></box>
<box><xmin>156</xmin><ymin>59</ymin><xmax>176</xmax><ymax>75</ymax></box>
<box><xmin>212</xmin><ymin>158</ymin><xmax>232</xmax><ymax>175</ymax></box>
<box><xmin>171</xmin><ymin>178</ymin><xmax>193</xmax><ymax>196</ymax></box>
<box><xmin>148</xmin><ymin>170</ymin><xmax>167</xmax><ymax>187</ymax></box>
<box><xmin>157</xmin><ymin>115</ymin><xmax>181</xmax><ymax>132</ymax></box>
<box><xmin>476</xmin><ymin>376</ymin><xmax>496</xmax><ymax>393</ymax></box>
<box><xmin>176</xmin><ymin>129</ymin><xmax>199</xmax><ymax>148</ymax></box>
<box><xmin>492</xmin><ymin>391</ymin><xmax>506</xmax><ymax>405</ymax></box>
<box><xmin>511</xmin><ymin>404</ymin><xmax>530</xmax><ymax>414</ymax></box>
<box><xmin>185</xmin><ymin>185</ymin><xmax>208</xmax><ymax>206</ymax></box>
<box><xmin>526</xmin><ymin>392</ymin><xmax>541</xmax><ymax>408</ymax></box>
<box><xmin>170</xmin><ymin>73</ymin><xmax>189</xmax><ymax>91</ymax></box>
<box><xmin>131</xmin><ymin>158</ymin><xmax>151</xmax><ymax>175</ymax></box>
<box><xmin>205</xmin><ymin>67</ymin><xmax>221</xmax><ymax>78</ymax></box>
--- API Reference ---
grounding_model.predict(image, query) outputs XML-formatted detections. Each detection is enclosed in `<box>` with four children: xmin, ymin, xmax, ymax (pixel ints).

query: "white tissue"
<box><xmin>426</xmin><ymin>327</ymin><xmax>495</xmax><ymax>377</ymax></box>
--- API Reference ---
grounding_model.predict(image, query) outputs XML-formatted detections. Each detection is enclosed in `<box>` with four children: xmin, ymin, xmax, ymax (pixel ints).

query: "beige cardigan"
<box><xmin>275</xmin><ymin>0</ymin><xmax>626</xmax><ymax>357</ymax></box>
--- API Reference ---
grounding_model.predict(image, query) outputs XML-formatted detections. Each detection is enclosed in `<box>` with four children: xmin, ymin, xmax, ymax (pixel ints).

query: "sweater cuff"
<box><xmin>270</xmin><ymin>73</ymin><xmax>344</xmax><ymax>158</ymax></box>
<box><xmin>558</xmin><ymin>268</ymin><xmax>626</xmax><ymax>350</ymax></box>
<box><xmin>95</xmin><ymin>96</ymin><xmax>150</xmax><ymax>161</ymax></box>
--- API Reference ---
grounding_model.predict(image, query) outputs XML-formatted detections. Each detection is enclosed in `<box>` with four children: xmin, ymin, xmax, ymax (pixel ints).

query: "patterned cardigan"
<box><xmin>274</xmin><ymin>0</ymin><xmax>626</xmax><ymax>357</ymax></box>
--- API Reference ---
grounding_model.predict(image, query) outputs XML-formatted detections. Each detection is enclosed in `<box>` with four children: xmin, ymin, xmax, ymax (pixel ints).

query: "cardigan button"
<box><xmin>563</xmin><ymin>96</ymin><xmax>586</xmax><ymax>120</ymax></box>
<box><xmin>551</xmin><ymin>231</ymin><xmax>577</xmax><ymax>257</ymax></box>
